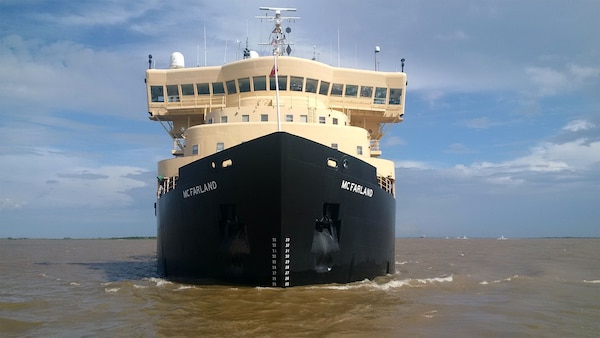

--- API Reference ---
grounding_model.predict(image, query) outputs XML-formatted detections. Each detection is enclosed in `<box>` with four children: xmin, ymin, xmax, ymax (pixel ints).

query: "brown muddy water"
<box><xmin>1</xmin><ymin>238</ymin><xmax>598</xmax><ymax>337</ymax></box>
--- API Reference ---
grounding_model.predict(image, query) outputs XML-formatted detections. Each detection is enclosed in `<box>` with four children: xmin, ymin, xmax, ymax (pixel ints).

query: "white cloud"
<box><xmin>395</xmin><ymin>135</ymin><xmax>600</xmax><ymax>237</ymax></box>
<box><xmin>383</xmin><ymin>136</ymin><xmax>406</xmax><ymax>147</ymax></box>
<box><xmin>463</xmin><ymin>117</ymin><xmax>498</xmax><ymax>129</ymax></box>
<box><xmin>0</xmin><ymin>198</ymin><xmax>27</xmax><ymax>210</ymax></box>
<box><xmin>562</xmin><ymin>119</ymin><xmax>595</xmax><ymax>132</ymax></box>
<box><xmin>0</xmin><ymin>147</ymin><xmax>148</xmax><ymax>210</ymax></box>
<box><xmin>395</xmin><ymin>161</ymin><xmax>432</xmax><ymax>170</ymax></box>
<box><xmin>568</xmin><ymin>63</ymin><xmax>600</xmax><ymax>83</ymax></box>
<box><xmin>524</xmin><ymin>63</ymin><xmax>600</xmax><ymax>99</ymax></box>
<box><xmin>525</xmin><ymin>66</ymin><xmax>566</xmax><ymax>97</ymax></box>
<box><xmin>33</xmin><ymin>1</ymin><xmax>159</xmax><ymax>27</ymax></box>
<box><xmin>0</xmin><ymin>34</ymin><xmax>144</xmax><ymax>119</ymax></box>
<box><xmin>433</xmin><ymin>136</ymin><xmax>600</xmax><ymax>190</ymax></box>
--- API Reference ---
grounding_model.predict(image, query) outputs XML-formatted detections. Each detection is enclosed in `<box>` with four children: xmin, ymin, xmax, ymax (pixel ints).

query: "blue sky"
<box><xmin>0</xmin><ymin>0</ymin><xmax>598</xmax><ymax>238</ymax></box>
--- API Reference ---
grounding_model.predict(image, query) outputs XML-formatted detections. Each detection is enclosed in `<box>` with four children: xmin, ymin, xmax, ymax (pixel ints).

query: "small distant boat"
<box><xmin>497</xmin><ymin>235</ymin><xmax>507</xmax><ymax>240</ymax></box>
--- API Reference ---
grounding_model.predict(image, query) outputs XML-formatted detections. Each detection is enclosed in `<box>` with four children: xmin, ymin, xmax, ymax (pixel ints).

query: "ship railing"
<box><xmin>377</xmin><ymin>175</ymin><xmax>395</xmax><ymax>196</ymax></box>
<box><xmin>157</xmin><ymin>175</ymin><xmax>178</xmax><ymax>198</ymax></box>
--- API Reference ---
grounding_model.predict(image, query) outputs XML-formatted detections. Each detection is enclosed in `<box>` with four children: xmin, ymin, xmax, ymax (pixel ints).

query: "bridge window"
<box><xmin>242</xmin><ymin>115</ymin><xmax>249</xmax><ymax>122</ymax></box>
<box><xmin>238</xmin><ymin>78</ymin><xmax>250</xmax><ymax>92</ymax></box>
<box><xmin>389</xmin><ymin>88</ymin><xmax>402</xmax><ymax>104</ymax></box>
<box><xmin>150</xmin><ymin>86</ymin><xmax>164</xmax><ymax>102</ymax></box>
<box><xmin>300</xmin><ymin>115</ymin><xmax>308</xmax><ymax>122</ymax></box>
<box><xmin>212</xmin><ymin>82</ymin><xmax>225</xmax><ymax>94</ymax></box>
<box><xmin>226</xmin><ymin>80</ymin><xmax>237</xmax><ymax>94</ymax></box>
<box><xmin>357</xmin><ymin>146</ymin><xmax>363</xmax><ymax>155</ymax></box>
<box><xmin>181</xmin><ymin>84</ymin><xmax>195</xmax><ymax>96</ymax></box>
<box><xmin>196</xmin><ymin>83</ymin><xmax>210</xmax><ymax>95</ymax></box>
<box><xmin>216</xmin><ymin>143</ymin><xmax>224</xmax><ymax>152</ymax></box>
<box><xmin>319</xmin><ymin>116</ymin><xmax>326</xmax><ymax>124</ymax></box>
<box><xmin>270</xmin><ymin>75</ymin><xmax>287</xmax><ymax>90</ymax></box>
<box><xmin>374</xmin><ymin>87</ymin><xmax>387</xmax><ymax>104</ymax></box>
<box><xmin>331</xmin><ymin>143</ymin><xmax>338</xmax><ymax>149</ymax></box>
<box><xmin>345</xmin><ymin>84</ymin><xmax>358</xmax><ymax>97</ymax></box>
<box><xmin>192</xmin><ymin>144</ymin><xmax>198</xmax><ymax>155</ymax></box>
<box><xmin>333</xmin><ymin>118</ymin><xmax>338</xmax><ymax>125</ymax></box>
<box><xmin>285</xmin><ymin>114</ymin><xmax>293</xmax><ymax>122</ymax></box>
<box><xmin>331</xmin><ymin>83</ymin><xmax>343</xmax><ymax>96</ymax></box>
<box><xmin>290</xmin><ymin>76</ymin><xmax>304</xmax><ymax>91</ymax></box>
<box><xmin>221</xmin><ymin>116</ymin><xmax>228</xmax><ymax>123</ymax></box>
<box><xmin>261</xmin><ymin>114</ymin><xmax>268</xmax><ymax>122</ymax></box>
<box><xmin>360</xmin><ymin>86</ymin><xmax>373</xmax><ymax>98</ymax></box>
<box><xmin>319</xmin><ymin>81</ymin><xmax>330</xmax><ymax>95</ymax></box>
<box><xmin>167</xmin><ymin>85</ymin><xmax>179</xmax><ymax>102</ymax></box>
<box><xmin>253</xmin><ymin>76</ymin><xmax>267</xmax><ymax>91</ymax></box>
<box><xmin>306</xmin><ymin>78</ymin><xmax>318</xmax><ymax>93</ymax></box>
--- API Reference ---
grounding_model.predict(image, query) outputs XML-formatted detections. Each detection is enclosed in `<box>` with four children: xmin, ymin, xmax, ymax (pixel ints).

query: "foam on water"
<box><xmin>307</xmin><ymin>274</ymin><xmax>454</xmax><ymax>291</ymax></box>
<box><xmin>379</xmin><ymin>275</ymin><xmax>454</xmax><ymax>291</ymax></box>
<box><xmin>479</xmin><ymin>274</ymin><xmax>525</xmax><ymax>285</ymax></box>
<box><xmin>144</xmin><ymin>277</ymin><xmax>173</xmax><ymax>287</ymax></box>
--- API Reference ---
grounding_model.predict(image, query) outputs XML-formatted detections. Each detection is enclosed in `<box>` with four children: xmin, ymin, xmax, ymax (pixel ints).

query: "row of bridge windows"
<box><xmin>150</xmin><ymin>75</ymin><xmax>402</xmax><ymax>105</ymax></box>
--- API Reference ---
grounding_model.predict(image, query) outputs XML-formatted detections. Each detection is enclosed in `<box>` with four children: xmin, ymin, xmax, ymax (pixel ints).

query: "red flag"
<box><xmin>269</xmin><ymin>65</ymin><xmax>278</xmax><ymax>77</ymax></box>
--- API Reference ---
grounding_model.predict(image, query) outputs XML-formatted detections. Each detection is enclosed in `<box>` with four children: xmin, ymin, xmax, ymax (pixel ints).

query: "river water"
<box><xmin>1</xmin><ymin>238</ymin><xmax>598</xmax><ymax>337</ymax></box>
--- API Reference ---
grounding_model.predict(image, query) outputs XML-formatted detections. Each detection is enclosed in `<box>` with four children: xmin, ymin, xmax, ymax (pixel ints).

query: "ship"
<box><xmin>145</xmin><ymin>7</ymin><xmax>407</xmax><ymax>287</ymax></box>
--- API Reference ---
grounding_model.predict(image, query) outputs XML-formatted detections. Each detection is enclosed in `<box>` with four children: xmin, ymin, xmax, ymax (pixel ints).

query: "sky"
<box><xmin>0</xmin><ymin>0</ymin><xmax>598</xmax><ymax>238</ymax></box>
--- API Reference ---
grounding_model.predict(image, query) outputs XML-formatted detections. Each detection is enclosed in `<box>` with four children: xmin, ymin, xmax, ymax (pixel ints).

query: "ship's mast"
<box><xmin>257</xmin><ymin>7</ymin><xmax>298</xmax><ymax>56</ymax></box>
<box><xmin>258</xmin><ymin>7</ymin><xmax>299</xmax><ymax>132</ymax></box>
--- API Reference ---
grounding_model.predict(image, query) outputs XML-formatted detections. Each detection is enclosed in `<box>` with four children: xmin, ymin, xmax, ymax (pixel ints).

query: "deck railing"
<box><xmin>157</xmin><ymin>176</ymin><xmax>178</xmax><ymax>198</ymax></box>
<box><xmin>377</xmin><ymin>176</ymin><xmax>395</xmax><ymax>196</ymax></box>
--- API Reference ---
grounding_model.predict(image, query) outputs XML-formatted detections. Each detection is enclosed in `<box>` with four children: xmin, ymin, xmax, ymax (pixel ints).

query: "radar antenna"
<box><xmin>257</xmin><ymin>7</ymin><xmax>299</xmax><ymax>55</ymax></box>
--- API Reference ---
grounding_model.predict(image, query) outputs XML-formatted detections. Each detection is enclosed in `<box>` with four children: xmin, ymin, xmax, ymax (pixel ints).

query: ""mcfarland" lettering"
<box><xmin>183</xmin><ymin>180</ymin><xmax>217</xmax><ymax>198</ymax></box>
<box><xmin>340</xmin><ymin>180</ymin><xmax>373</xmax><ymax>197</ymax></box>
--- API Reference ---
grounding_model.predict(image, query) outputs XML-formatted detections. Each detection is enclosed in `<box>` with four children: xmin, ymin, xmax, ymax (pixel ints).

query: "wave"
<box><xmin>479</xmin><ymin>274</ymin><xmax>525</xmax><ymax>285</ymax></box>
<box><xmin>144</xmin><ymin>277</ymin><xmax>173</xmax><ymax>287</ymax></box>
<box><xmin>583</xmin><ymin>279</ymin><xmax>600</xmax><ymax>284</ymax></box>
<box><xmin>308</xmin><ymin>274</ymin><xmax>454</xmax><ymax>291</ymax></box>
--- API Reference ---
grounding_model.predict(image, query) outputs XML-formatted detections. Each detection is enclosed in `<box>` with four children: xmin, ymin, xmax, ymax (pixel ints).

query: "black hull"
<box><xmin>156</xmin><ymin>132</ymin><xmax>395</xmax><ymax>287</ymax></box>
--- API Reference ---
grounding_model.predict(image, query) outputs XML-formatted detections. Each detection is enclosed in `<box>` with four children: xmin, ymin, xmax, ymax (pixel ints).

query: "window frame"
<box><xmin>253</xmin><ymin>76</ymin><xmax>267</xmax><ymax>91</ymax></box>
<box><xmin>212</xmin><ymin>82</ymin><xmax>225</xmax><ymax>94</ymax></box>
<box><xmin>181</xmin><ymin>84</ymin><xmax>195</xmax><ymax>96</ymax></box>
<box><xmin>238</xmin><ymin>78</ymin><xmax>250</xmax><ymax>92</ymax></box>
<box><xmin>226</xmin><ymin>80</ymin><xmax>237</xmax><ymax>94</ymax></box>
<box><xmin>319</xmin><ymin>81</ymin><xmax>330</xmax><ymax>95</ymax></box>
<box><xmin>197</xmin><ymin>83</ymin><xmax>210</xmax><ymax>95</ymax></box>
<box><xmin>330</xmin><ymin>83</ymin><xmax>343</xmax><ymax>96</ymax></box>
